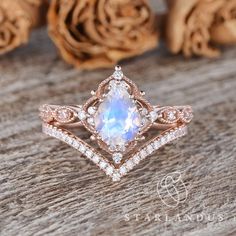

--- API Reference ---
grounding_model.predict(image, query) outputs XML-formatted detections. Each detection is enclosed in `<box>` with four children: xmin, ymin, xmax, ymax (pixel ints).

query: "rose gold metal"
<box><xmin>39</xmin><ymin>66</ymin><xmax>193</xmax><ymax>181</ymax></box>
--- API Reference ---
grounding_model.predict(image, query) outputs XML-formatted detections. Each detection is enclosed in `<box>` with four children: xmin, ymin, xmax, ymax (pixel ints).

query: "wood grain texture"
<box><xmin>0</xmin><ymin>16</ymin><xmax>236</xmax><ymax>236</ymax></box>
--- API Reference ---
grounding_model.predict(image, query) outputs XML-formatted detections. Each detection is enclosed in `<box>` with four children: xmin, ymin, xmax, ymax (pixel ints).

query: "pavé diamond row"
<box><xmin>42</xmin><ymin>123</ymin><xmax>187</xmax><ymax>181</ymax></box>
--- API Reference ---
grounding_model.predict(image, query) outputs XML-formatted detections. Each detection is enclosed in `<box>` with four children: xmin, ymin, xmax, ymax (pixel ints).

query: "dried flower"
<box><xmin>0</xmin><ymin>0</ymin><xmax>47</xmax><ymax>55</ymax></box>
<box><xmin>166</xmin><ymin>0</ymin><xmax>224</xmax><ymax>58</ymax></box>
<box><xmin>48</xmin><ymin>0</ymin><xmax>158</xmax><ymax>70</ymax></box>
<box><xmin>210</xmin><ymin>0</ymin><xmax>236</xmax><ymax>45</ymax></box>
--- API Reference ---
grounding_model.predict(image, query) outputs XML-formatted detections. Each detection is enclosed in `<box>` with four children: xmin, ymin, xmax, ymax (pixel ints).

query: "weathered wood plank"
<box><xmin>0</xmin><ymin>19</ymin><xmax>236</xmax><ymax>236</ymax></box>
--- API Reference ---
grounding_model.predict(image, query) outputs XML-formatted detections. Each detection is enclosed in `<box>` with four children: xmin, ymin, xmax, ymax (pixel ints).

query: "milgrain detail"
<box><xmin>42</xmin><ymin>123</ymin><xmax>187</xmax><ymax>181</ymax></box>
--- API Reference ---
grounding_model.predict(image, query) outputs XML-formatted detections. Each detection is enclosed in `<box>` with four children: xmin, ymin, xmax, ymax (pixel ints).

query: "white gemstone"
<box><xmin>60</xmin><ymin>133</ymin><xmax>66</xmax><ymax>140</ymax></box>
<box><xmin>113</xmin><ymin>70</ymin><xmax>123</xmax><ymax>80</ymax></box>
<box><xmin>140</xmin><ymin>149</ymin><xmax>147</xmax><ymax>159</ymax></box>
<box><xmin>154</xmin><ymin>140</ymin><xmax>160</xmax><ymax>149</ymax></box>
<box><xmin>78</xmin><ymin>110</ymin><xmax>87</xmax><ymax>120</ymax></box>
<box><xmin>51</xmin><ymin>129</ymin><xmax>56</xmax><ymax>136</ymax></box>
<box><xmin>166</xmin><ymin>110</ymin><xmax>177</xmax><ymax>121</ymax></box>
<box><xmin>87</xmin><ymin>117</ymin><xmax>94</xmax><ymax>125</ymax></box>
<box><xmin>68</xmin><ymin>137</ymin><xmax>74</xmax><ymax>145</ymax></box>
<box><xmin>72</xmin><ymin>141</ymin><xmax>80</xmax><ymax>149</ymax></box>
<box><xmin>160</xmin><ymin>137</ymin><xmax>167</xmax><ymax>145</ymax></box>
<box><xmin>166</xmin><ymin>133</ymin><xmax>172</xmax><ymax>142</ymax></box>
<box><xmin>120</xmin><ymin>166</ymin><xmax>127</xmax><ymax>175</ymax></box>
<box><xmin>99</xmin><ymin>161</ymin><xmax>107</xmax><ymax>169</ymax></box>
<box><xmin>168</xmin><ymin>132</ymin><xmax>175</xmax><ymax>140</ymax></box>
<box><xmin>172</xmin><ymin>130</ymin><xmax>178</xmax><ymax>138</ymax></box>
<box><xmin>70</xmin><ymin>139</ymin><xmax>76</xmax><ymax>146</ymax></box>
<box><xmin>85</xmin><ymin>150</ymin><xmax>93</xmax><ymax>159</ymax></box>
<box><xmin>177</xmin><ymin>128</ymin><xmax>182</xmax><ymax>136</ymax></box>
<box><xmin>164</xmin><ymin>135</ymin><xmax>169</xmax><ymax>142</ymax></box>
<box><xmin>106</xmin><ymin>166</ymin><xmax>114</xmax><ymax>175</ymax></box>
<box><xmin>150</xmin><ymin>111</ymin><xmax>158</xmax><ymax>122</ymax></box>
<box><xmin>113</xmin><ymin>153</ymin><xmax>123</xmax><ymax>164</ymax></box>
<box><xmin>146</xmin><ymin>144</ymin><xmax>154</xmax><ymax>154</ymax></box>
<box><xmin>92</xmin><ymin>155</ymin><xmax>100</xmax><ymax>164</ymax></box>
<box><xmin>88</xmin><ymin>106</ymin><xmax>96</xmax><ymax>115</ymax></box>
<box><xmin>79</xmin><ymin>145</ymin><xmax>86</xmax><ymax>154</ymax></box>
<box><xmin>126</xmin><ymin>160</ymin><xmax>134</xmax><ymax>170</ymax></box>
<box><xmin>141</xmin><ymin>108</ymin><xmax>148</xmax><ymax>115</ymax></box>
<box><xmin>112</xmin><ymin>172</ymin><xmax>121</xmax><ymax>181</ymax></box>
<box><xmin>64</xmin><ymin>136</ymin><xmax>70</xmax><ymax>143</ymax></box>
<box><xmin>53</xmin><ymin>133</ymin><xmax>58</xmax><ymax>139</ymax></box>
<box><xmin>133</xmin><ymin>155</ymin><xmax>140</xmax><ymax>164</ymax></box>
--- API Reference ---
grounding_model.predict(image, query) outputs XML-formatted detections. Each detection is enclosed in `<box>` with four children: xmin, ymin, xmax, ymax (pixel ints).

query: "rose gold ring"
<box><xmin>39</xmin><ymin>66</ymin><xmax>193</xmax><ymax>181</ymax></box>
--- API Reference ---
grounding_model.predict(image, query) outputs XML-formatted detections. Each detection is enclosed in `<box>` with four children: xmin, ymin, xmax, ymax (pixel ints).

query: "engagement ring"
<box><xmin>39</xmin><ymin>66</ymin><xmax>193</xmax><ymax>181</ymax></box>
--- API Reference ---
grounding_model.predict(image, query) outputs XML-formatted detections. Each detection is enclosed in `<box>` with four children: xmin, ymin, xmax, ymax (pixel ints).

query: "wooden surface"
<box><xmin>1</xmin><ymin>27</ymin><xmax>236</xmax><ymax>236</ymax></box>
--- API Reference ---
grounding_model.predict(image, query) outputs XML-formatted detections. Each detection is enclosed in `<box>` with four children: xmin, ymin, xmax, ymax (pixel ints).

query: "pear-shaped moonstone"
<box><xmin>94</xmin><ymin>82</ymin><xmax>141</xmax><ymax>151</ymax></box>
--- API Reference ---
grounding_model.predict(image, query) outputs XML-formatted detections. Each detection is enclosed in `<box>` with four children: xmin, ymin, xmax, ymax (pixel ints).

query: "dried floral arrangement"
<box><xmin>48</xmin><ymin>0</ymin><xmax>158</xmax><ymax>69</ymax></box>
<box><xmin>0</xmin><ymin>0</ymin><xmax>48</xmax><ymax>55</ymax></box>
<box><xmin>0</xmin><ymin>0</ymin><xmax>236</xmax><ymax>70</ymax></box>
<box><xmin>166</xmin><ymin>0</ymin><xmax>236</xmax><ymax>58</ymax></box>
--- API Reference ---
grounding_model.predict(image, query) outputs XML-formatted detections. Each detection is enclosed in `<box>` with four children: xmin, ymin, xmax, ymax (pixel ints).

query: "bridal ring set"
<box><xmin>39</xmin><ymin>66</ymin><xmax>193</xmax><ymax>181</ymax></box>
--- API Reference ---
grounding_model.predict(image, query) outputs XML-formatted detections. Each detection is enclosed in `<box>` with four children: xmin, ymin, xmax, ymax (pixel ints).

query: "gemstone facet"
<box><xmin>94</xmin><ymin>81</ymin><xmax>141</xmax><ymax>151</ymax></box>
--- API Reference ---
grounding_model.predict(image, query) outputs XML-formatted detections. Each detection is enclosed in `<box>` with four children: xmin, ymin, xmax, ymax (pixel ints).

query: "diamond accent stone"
<box><xmin>160</xmin><ymin>136</ymin><xmax>167</xmax><ymax>145</ymax></box>
<box><xmin>78</xmin><ymin>110</ymin><xmax>87</xmax><ymax>120</ymax></box>
<box><xmin>73</xmin><ymin>141</ymin><xmax>80</xmax><ymax>149</ymax></box>
<box><xmin>167</xmin><ymin>110</ymin><xmax>177</xmax><ymax>121</ymax></box>
<box><xmin>159</xmin><ymin>107</ymin><xmax>179</xmax><ymax>123</ymax></box>
<box><xmin>133</xmin><ymin>155</ymin><xmax>141</xmax><ymax>164</ymax></box>
<box><xmin>141</xmin><ymin>108</ymin><xmax>148</xmax><ymax>115</ymax></box>
<box><xmin>120</xmin><ymin>166</ymin><xmax>127</xmax><ymax>175</ymax></box>
<box><xmin>88</xmin><ymin>106</ymin><xmax>96</xmax><ymax>115</ymax></box>
<box><xmin>99</xmin><ymin>161</ymin><xmax>107</xmax><ymax>169</ymax></box>
<box><xmin>150</xmin><ymin>110</ymin><xmax>158</xmax><ymax>122</ymax></box>
<box><xmin>79</xmin><ymin>145</ymin><xmax>86</xmax><ymax>154</ymax></box>
<box><xmin>146</xmin><ymin>144</ymin><xmax>154</xmax><ymax>154</ymax></box>
<box><xmin>94</xmin><ymin>81</ymin><xmax>142</xmax><ymax>151</ymax></box>
<box><xmin>106</xmin><ymin>166</ymin><xmax>114</xmax><ymax>175</ymax></box>
<box><xmin>112</xmin><ymin>69</ymin><xmax>124</xmax><ymax>80</ymax></box>
<box><xmin>92</xmin><ymin>155</ymin><xmax>100</xmax><ymax>164</ymax></box>
<box><xmin>55</xmin><ymin>108</ymin><xmax>74</xmax><ymax>123</ymax></box>
<box><xmin>87</xmin><ymin>117</ymin><xmax>94</xmax><ymax>125</ymax></box>
<box><xmin>112</xmin><ymin>172</ymin><xmax>121</xmax><ymax>181</ymax></box>
<box><xmin>85</xmin><ymin>150</ymin><xmax>93</xmax><ymax>159</ymax></box>
<box><xmin>126</xmin><ymin>160</ymin><xmax>134</xmax><ymax>170</ymax></box>
<box><xmin>140</xmin><ymin>149</ymin><xmax>147</xmax><ymax>159</ymax></box>
<box><xmin>113</xmin><ymin>153</ymin><xmax>123</xmax><ymax>164</ymax></box>
<box><xmin>154</xmin><ymin>140</ymin><xmax>160</xmax><ymax>149</ymax></box>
